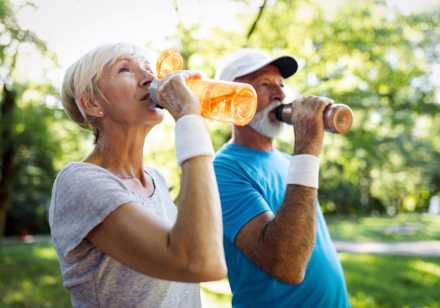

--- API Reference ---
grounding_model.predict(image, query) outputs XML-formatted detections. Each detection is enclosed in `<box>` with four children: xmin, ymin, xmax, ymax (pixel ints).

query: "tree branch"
<box><xmin>245</xmin><ymin>0</ymin><xmax>267</xmax><ymax>45</ymax></box>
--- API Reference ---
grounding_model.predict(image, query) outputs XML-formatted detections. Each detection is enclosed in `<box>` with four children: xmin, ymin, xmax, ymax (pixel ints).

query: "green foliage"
<box><xmin>0</xmin><ymin>0</ymin><xmax>86</xmax><ymax>236</ymax></box>
<box><xmin>0</xmin><ymin>0</ymin><xmax>49</xmax><ymax>70</ymax></box>
<box><xmin>4</xmin><ymin>84</ymin><xmax>88</xmax><ymax>235</ymax></box>
<box><xmin>262</xmin><ymin>0</ymin><xmax>440</xmax><ymax>215</ymax></box>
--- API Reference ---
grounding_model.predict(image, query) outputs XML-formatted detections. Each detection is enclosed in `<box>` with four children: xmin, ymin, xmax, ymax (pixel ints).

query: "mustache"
<box><xmin>262</xmin><ymin>100</ymin><xmax>283</xmax><ymax>113</ymax></box>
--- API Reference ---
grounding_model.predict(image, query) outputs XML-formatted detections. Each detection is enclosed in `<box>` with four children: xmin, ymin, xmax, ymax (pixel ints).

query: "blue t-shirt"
<box><xmin>214</xmin><ymin>143</ymin><xmax>349</xmax><ymax>308</ymax></box>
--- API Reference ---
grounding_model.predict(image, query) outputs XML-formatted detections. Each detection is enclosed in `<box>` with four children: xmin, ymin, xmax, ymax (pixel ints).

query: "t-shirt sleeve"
<box><xmin>51</xmin><ymin>164</ymin><xmax>137</xmax><ymax>258</ymax></box>
<box><xmin>214</xmin><ymin>159</ymin><xmax>272</xmax><ymax>243</ymax></box>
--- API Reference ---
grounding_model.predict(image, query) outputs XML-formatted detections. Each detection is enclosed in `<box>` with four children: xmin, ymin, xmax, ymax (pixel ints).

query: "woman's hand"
<box><xmin>157</xmin><ymin>71</ymin><xmax>201</xmax><ymax>120</ymax></box>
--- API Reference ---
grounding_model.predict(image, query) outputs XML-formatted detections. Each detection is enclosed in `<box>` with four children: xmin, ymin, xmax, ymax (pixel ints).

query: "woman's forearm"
<box><xmin>170</xmin><ymin>155</ymin><xmax>226</xmax><ymax>280</ymax></box>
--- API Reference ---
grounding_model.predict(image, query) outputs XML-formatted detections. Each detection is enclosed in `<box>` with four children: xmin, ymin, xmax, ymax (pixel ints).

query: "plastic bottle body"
<box><xmin>153</xmin><ymin>49</ymin><xmax>257</xmax><ymax>126</ymax></box>
<box><xmin>186</xmin><ymin>79</ymin><xmax>257</xmax><ymax>126</ymax></box>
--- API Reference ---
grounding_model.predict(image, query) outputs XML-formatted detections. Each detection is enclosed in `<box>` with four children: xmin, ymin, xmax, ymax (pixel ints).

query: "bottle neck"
<box><xmin>273</xmin><ymin>104</ymin><xmax>293</xmax><ymax>124</ymax></box>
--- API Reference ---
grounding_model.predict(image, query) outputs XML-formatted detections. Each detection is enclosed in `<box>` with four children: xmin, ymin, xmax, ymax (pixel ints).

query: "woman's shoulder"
<box><xmin>54</xmin><ymin>162</ymin><xmax>121</xmax><ymax>190</ymax></box>
<box><xmin>54</xmin><ymin>163</ymin><xmax>168</xmax><ymax>192</ymax></box>
<box><xmin>49</xmin><ymin>162</ymin><xmax>132</xmax><ymax>220</ymax></box>
<box><xmin>59</xmin><ymin>161</ymin><xmax>109</xmax><ymax>174</ymax></box>
<box><xmin>58</xmin><ymin>161</ymin><xmax>98</xmax><ymax>176</ymax></box>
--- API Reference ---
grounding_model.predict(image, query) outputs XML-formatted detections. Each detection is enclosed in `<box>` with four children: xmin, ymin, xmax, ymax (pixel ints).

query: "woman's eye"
<box><xmin>118</xmin><ymin>67</ymin><xmax>130</xmax><ymax>73</ymax></box>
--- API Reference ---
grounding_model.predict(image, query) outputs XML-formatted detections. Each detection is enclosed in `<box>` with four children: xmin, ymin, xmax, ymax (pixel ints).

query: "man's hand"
<box><xmin>291</xmin><ymin>96</ymin><xmax>332</xmax><ymax>156</ymax></box>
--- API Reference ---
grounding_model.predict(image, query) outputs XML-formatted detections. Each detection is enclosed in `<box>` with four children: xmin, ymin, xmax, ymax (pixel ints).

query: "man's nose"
<box><xmin>272</xmin><ymin>85</ymin><xmax>285</xmax><ymax>102</ymax></box>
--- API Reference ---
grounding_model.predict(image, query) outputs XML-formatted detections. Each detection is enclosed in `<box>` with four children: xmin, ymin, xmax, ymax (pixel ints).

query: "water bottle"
<box><xmin>150</xmin><ymin>49</ymin><xmax>257</xmax><ymax>126</ymax></box>
<box><xmin>273</xmin><ymin>102</ymin><xmax>353</xmax><ymax>134</ymax></box>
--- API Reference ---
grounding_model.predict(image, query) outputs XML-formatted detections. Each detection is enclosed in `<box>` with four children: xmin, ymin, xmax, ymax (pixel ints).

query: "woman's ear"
<box><xmin>79</xmin><ymin>92</ymin><xmax>104</xmax><ymax>118</ymax></box>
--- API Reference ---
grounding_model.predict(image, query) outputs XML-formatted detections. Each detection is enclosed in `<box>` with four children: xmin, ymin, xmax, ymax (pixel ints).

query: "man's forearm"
<box><xmin>262</xmin><ymin>184</ymin><xmax>317</xmax><ymax>283</ymax></box>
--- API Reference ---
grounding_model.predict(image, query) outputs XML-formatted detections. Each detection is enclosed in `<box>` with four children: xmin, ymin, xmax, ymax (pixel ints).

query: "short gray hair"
<box><xmin>61</xmin><ymin>42</ymin><xmax>151</xmax><ymax>129</ymax></box>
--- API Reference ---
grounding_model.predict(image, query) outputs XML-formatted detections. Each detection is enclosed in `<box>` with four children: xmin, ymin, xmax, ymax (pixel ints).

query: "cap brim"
<box><xmin>270</xmin><ymin>56</ymin><xmax>298</xmax><ymax>79</ymax></box>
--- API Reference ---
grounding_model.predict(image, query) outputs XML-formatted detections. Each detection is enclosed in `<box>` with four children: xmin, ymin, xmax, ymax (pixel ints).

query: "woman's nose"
<box><xmin>139</xmin><ymin>70</ymin><xmax>155</xmax><ymax>87</ymax></box>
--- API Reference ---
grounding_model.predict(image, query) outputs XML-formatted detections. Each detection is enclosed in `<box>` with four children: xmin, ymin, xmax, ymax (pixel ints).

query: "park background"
<box><xmin>1</xmin><ymin>0</ymin><xmax>440</xmax><ymax>307</ymax></box>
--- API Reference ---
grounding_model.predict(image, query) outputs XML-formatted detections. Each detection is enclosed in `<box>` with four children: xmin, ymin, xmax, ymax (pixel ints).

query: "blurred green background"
<box><xmin>1</xmin><ymin>0</ymin><xmax>439</xmax><ymax>307</ymax></box>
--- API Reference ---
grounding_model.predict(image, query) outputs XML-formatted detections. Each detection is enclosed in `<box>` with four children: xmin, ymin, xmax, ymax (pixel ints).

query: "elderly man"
<box><xmin>213</xmin><ymin>49</ymin><xmax>349</xmax><ymax>307</ymax></box>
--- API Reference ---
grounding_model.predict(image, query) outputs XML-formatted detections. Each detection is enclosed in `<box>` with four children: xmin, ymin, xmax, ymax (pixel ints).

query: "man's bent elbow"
<box><xmin>279</xmin><ymin>270</ymin><xmax>305</xmax><ymax>285</ymax></box>
<box><xmin>269</xmin><ymin>262</ymin><xmax>306</xmax><ymax>285</ymax></box>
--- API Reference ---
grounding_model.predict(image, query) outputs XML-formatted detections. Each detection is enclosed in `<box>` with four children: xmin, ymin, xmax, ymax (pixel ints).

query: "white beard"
<box><xmin>249</xmin><ymin>100</ymin><xmax>286</xmax><ymax>139</ymax></box>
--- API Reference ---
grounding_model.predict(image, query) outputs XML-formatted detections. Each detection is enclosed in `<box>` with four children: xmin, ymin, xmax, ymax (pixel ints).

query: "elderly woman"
<box><xmin>48</xmin><ymin>43</ymin><xmax>226</xmax><ymax>307</ymax></box>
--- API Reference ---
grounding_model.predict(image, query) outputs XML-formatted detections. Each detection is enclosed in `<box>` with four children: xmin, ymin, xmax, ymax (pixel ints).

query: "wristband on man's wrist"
<box><xmin>286</xmin><ymin>154</ymin><xmax>320</xmax><ymax>189</ymax></box>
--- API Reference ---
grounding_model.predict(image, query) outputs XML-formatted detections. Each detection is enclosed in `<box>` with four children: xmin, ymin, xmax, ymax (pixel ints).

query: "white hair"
<box><xmin>249</xmin><ymin>100</ymin><xmax>286</xmax><ymax>139</ymax></box>
<box><xmin>61</xmin><ymin>42</ymin><xmax>152</xmax><ymax>129</ymax></box>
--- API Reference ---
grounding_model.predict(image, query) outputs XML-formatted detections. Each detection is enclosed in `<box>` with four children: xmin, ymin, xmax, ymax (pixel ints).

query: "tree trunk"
<box><xmin>0</xmin><ymin>84</ymin><xmax>17</xmax><ymax>239</ymax></box>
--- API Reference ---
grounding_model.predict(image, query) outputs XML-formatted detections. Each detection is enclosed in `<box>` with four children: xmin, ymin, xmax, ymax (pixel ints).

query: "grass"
<box><xmin>1</xmin><ymin>242</ymin><xmax>439</xmax><ymax>307</ymax></box>
<box><xmin>0</xmin><ymin>241</ymin><xmax>70</xmax><ymax>308</ymax></box>
<box><xmin>202</xmin><ymin>253</ymin><xmax>440</xmax><ymax>308</ymax></box>
<box><xmin>340</xmin><ymin>253</ymin><xmax>440</xmax><ymax>307</ymax></box>
<box><xmin>326</xmin><ymin>213</ymin><xmax>440</xmax><ymax>242</ymax></box>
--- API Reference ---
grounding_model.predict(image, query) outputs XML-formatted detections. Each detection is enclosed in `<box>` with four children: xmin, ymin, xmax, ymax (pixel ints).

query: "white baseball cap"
<box><xmin>215</xmin><ymin>48</ymin><xmax>298</xmax><ymax>82</ymax></box>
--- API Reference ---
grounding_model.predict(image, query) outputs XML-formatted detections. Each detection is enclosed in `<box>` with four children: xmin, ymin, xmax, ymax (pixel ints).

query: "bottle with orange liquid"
<box><xmin>150</xmin><ymin>49</ymin><xmax>257</xmax><ymax>126</ymax></box>
<box><xmin>273</xmin><ymin>102</ymin><xmax>353</xmax><ymax>134</ymax></box>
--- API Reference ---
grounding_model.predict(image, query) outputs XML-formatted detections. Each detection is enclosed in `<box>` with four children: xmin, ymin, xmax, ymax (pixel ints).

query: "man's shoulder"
<box><xmin>215</xmin><ymin>146</ymin><xmax>261</xmax><ymax>186</ymax></box>
<box><xmin>214</xmin><ymin>144</ymin><xmax>256</xmax><ymax>171</ymax></box>
<box><xmin>215</xmin><ymin>143</ymin><xmax>243</xmax><ymax>157</ymax></box>
<box><xmin>214</xmin><ymin>151</ymin><xmax>243</xmax><ymax>177</ymax></box>
<box><xmin>214</xmin><ymin>143</ymin><xmax>270</xmax><ymax>162</ymax></box>
<box><xmin>214</xmin><ymin>144</ymin><xmax>240</xmax><ymax>166</ymax></box>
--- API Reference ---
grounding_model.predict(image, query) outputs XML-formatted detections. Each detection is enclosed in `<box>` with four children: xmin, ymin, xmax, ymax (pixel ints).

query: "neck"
<box><xmin>231</xmin><ymin>125</ymin><xmax>274</xmax><ymax>152</ymax></box>
<box><xmin>85</xmin><ymin>123</ymin><xmax>150</xmax><ymax>180</ymax></box>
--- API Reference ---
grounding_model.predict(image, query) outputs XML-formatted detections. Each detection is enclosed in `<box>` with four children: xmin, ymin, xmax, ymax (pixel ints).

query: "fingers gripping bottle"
<box><xmin>150</xmin><ymin>49</ymin><xmax>257</xmax><ymax>126</ymax></box>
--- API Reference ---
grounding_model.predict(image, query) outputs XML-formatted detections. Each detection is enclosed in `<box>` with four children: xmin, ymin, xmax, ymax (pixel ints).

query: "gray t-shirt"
<box><xmin>49</xmin><ymin>162</ymin><xmax>201</xmax><ymax>308</ymax></box>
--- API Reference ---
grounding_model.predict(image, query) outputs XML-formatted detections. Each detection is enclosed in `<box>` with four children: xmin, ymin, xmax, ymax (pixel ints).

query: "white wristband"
<box><xmin>175</xmin><ymin>114</ymin><xmax>214</xmax><ymax>166</ymax></box>
<box><xmin>286</xmin><ymin>154</ymin><xmax>320</xmax><ymax>189</ymax></box>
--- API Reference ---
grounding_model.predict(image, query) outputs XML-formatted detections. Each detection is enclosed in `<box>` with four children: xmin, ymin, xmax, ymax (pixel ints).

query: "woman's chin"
<box><xmin>145</xmin><ymin>109</ymin><xmax>164</xmax><ymax>125</ymax></box>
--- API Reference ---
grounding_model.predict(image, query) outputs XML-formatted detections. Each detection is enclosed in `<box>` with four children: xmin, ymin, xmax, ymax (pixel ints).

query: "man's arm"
<box><xmin>235</xmin><ymin>185</ymin><xmax>316</xmax><ymax>284</ymax></box>
<box><xmin>235</xmin><ymin>96</ymin><xmax>329</xmax><ymax>284</ymax></box>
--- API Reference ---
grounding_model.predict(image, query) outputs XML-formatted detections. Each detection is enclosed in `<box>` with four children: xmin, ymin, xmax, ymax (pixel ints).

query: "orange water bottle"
<box><xmin>151</xmin><ymin>49</ymin><xmax>257</xmax><ymax>126</ymax></box>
